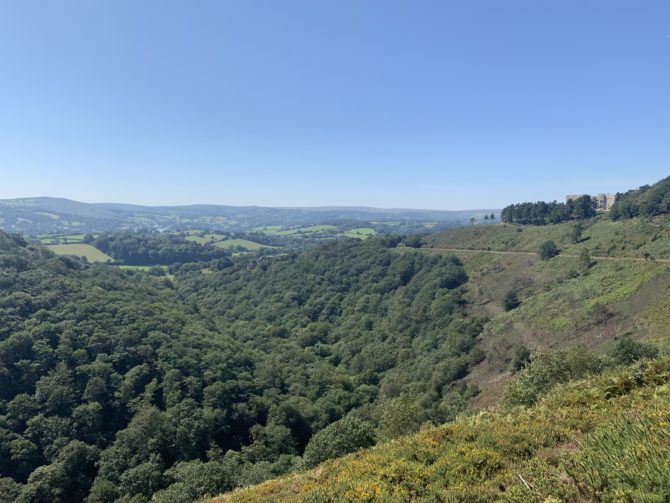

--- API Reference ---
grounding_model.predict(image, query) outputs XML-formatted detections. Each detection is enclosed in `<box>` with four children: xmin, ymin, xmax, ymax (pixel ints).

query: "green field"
<box><xmin>47</xmin><ymin>244</ymin><xmax>113</xmax><ymax>262</ymax></box>
<box><xmin>184</xmin><ymin>231</ymin><xmax>272</xmax><ymax>251</ymax></box>
<box><xmin>214</xmin><ymin>239</ymin><xmax>273</xmax><ymax>251</ymax></box>
<box><xmin>343</xmin><ymin>227</ymin><xmax>377</xmax><ymax>239</ymax></box>
<box><xmin>257</xmin><ymin>224</ymin><xmax>339</xmax><ymax>236</ymax></box>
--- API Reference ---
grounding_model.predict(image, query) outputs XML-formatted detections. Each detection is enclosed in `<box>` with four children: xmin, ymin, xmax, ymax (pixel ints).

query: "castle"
<box><xmin>566</xmin><ymin>193</ymin><xmax>616</xmax><ymax>211</ymax></box>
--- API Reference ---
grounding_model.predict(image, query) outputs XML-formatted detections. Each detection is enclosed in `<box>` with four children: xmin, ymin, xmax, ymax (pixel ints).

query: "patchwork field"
<box><xmin>47</xmin><ymin>243</ymin><xmax>113</xmax><ymax>262</ymax></box>
<box><xmin>184</xmin><ymin>231</ymin><xmax>274</xmax><ymax>251</ymax></box>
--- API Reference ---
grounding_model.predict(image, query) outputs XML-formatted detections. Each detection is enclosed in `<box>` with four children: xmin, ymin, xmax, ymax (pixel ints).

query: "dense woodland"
<box><xmin>91</xmin><ymin>231</ymin><xmax>231</xmax><ymax>266</ymax></box>
<box><xmin>0</xmin><ymin>231</ymin><xmax>484</xmax><ymax>502</ymax></box>
<box><xmin>610</xmin><ymin>175</ymin><xmax>670</xmax><ymax>220</ymax></box>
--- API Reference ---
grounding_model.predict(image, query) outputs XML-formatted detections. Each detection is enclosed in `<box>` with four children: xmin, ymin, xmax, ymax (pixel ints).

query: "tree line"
<box><xmin>500</xmin><ymin>195</ymin><xmax>596</xmax><ymax>225</ymax></box>
<box><xmin>91</xmin><ymin>231</ymin><xmax>231</xmax><ymax>265</ymax></box>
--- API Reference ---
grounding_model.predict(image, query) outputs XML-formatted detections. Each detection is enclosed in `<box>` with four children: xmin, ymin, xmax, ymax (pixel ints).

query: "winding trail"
<box><xmin>425</xmin><ymin>247</ymin><xmax>670</xmax><ymax>263</ymax></box>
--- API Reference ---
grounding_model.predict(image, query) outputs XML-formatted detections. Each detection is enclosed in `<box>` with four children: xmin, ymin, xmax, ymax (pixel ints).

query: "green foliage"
<box><xmin>208</xmin><ymin>358</ymin><xmax>670</xmax><ymax>502</ymax></box>
<box><xmin>509</xmin><ymin>345</ymin><xmax>531</xmax><ymax>372</ymax></box>
<box><xmin>565</xmin><ymin>406</ymin><xmax>670</xmax><ymax>501</ymax></box>
<box><xmin>152</xmin><ymin>461</ymin><xmax>236</xmax><ymax>503</ymax></box>
<box><xmin>302</xmin><ymin>415</ymin><xmax>375</xmax><ymax>468</ymax></box>
<box><xmin>501</xmin><ymin>195</ymin><xmax>596</xmax><ymax>225</ymax></box>
<box><xmin>376</xmin><ymin>395</ymin><xmax>421</xmax><ymax>442</ymax></box>
<box><xmin>571</xmin><ymin>221</ymin><xmax>583</xmax><ymax>243</ymax></box>
<box><xmin>610</xmin><ymin>335</ymin><xmax>659</xmax><ymax>365</ymax></box>
<box><xmin>610</xmin><ymin>175</ymin><xmax>670</xmax><ymax>220</ymax></box>
<box><xmin>93</xmin><ymin>230</ymin><xmax>231</xmax><ymax>265</ymax></box>
<box><xmin>0</xmin><ymin>232</ymin><xmax>483</xmax><ymax>502</ymax></box>
<box><xmin>538</xmin><ymin>240</ymin><xmax>559</xmax><ymax>260</ymax></box>
<box><xmin>578</xmin><ymin>247</ymin><xmax>591</xmax><ymax>275</ymax></box>
<box><xmin>501</xmin><ymin>289</ymin><xmax>520</xmax><ymax>311</ymax></box>
<box><xmin>501</xmin><ymin>348</ymin><xmax>603</xmax><ymax>408</ymax></box>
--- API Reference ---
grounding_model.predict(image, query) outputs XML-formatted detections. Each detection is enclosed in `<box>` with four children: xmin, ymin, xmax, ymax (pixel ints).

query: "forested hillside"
<box><xmin>207</xmin><ymin>214</ymin><xmax>670</xmax><ymax>502</ymax></box>
<box><xmin>610</xmin><ymin>175</ymin><xmax>670</xmax><ymax>220</ymax></box>
<box><xmin>500</xmin><ymin>175</ymin><xmax>670</xmax><ymax>225</ymax></box>
<box><xmin>212</xmin><ymin>351</ymin><xmax>670</xmax><ymax>502</ymax></box>
<box><xmin>2</xmin><ymin>207</ymin><xmax>670</xmax><ymax>502</ymax></box>
<box><xmin>0</xmin><ymin>232</ymin><xmax>484</xmax><ymax>502</ymax></box>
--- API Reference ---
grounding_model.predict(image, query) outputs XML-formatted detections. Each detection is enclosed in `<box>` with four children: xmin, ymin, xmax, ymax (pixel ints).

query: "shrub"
<box><xmin>502</xmin><ymin>289</ymin><xmax>521</xmax><ymax>311</ymax></box>
<box><xmin>303</xmin><ymin>416</ymin><xmax>375</xmax><ymax>468</ymax></box>
<box><xmin>376</xmin><ymin>395</ymin><xmax>421</xmax><ymax>442</ymax></box>
<box><xmin>509</xmin><ymin>345</ymin><xmax>531</xmax><ymax>372</ymax></box>
<box><xmin>565</xmin><ymin>407</ymin><xmax>670</xmax><ymax>501</ymax></box>
<box><xmin>502</xmin><ymin>348</ymin><xmax>603</xmax><ymax>408</ymax></box>
<box><xmin>610</xmin><ymin>336</ymin><xmax>658</xmax><ymax>365</ymax></box>
<box><xmin>538</xmin><ymin>240</ymin><xmax>559</xmax><ymax>260</ymax></box>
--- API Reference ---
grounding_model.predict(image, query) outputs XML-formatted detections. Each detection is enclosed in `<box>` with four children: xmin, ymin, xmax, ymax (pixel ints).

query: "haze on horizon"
<box><xmin>1</xmin><ymin>1</ymin><xmax>669</xmax><ymax>210</ymax></box>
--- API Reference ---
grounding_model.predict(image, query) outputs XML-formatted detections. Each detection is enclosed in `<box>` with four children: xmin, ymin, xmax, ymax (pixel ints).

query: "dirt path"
<box><xmin>426</xmin><ymin>247</ymin><xmax>670</xmax><ymax>263</ymax></box>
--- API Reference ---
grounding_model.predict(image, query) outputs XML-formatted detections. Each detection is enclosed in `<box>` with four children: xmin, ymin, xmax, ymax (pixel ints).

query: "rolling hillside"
<box><xmin>0</xmin><ymin>197</ymin><xmax>495</xmax><ymax>236</ymax></box>
<box><xmin>209</xmin><ymin>357</ymin><xmax>670</xmax><ymax>502</ymax></box>
<box><xmin>206</xmin><ymin>215</ymin><xmax>670</xmax><ymax>502</ymax></box>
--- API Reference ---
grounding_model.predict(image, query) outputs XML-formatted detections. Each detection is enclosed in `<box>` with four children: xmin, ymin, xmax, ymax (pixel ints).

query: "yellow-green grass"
<box><xmin>407</xmin><ymin>245</ymin><xmax>670</xmax><ymax>407</ymax></box>
<box><xmin>275</xmin><ymin>225</ymin><xmax>338</xmax><ymax>236</ymax></box>
<box><xmin>343</xmin><ymin>227</ymin><xmax>377</xmax><ymax>239</ymax></box>
<box><xmin>47</xmin><ymin>244</ymin><xmax>112</xmax><ymax>262</ymax></box>
<box><xmin>35</xmin><ymin>211</ymin><xmax>60</xmax><ymax>220</ymax></box>
<box><xmin>207</xmin><ymin>358</ymin><xmax>670</xmax><ymax>503</ymax></box>
<box><xmin>427</xmin><ymin>215</ymin><xmax>670</xmax><ymax>260</ymax></box>
<box><xmin>214</xmin><ymin>239</ymin><xmax>273</xmax><ymax>251</ymax></box>
<box><xmin>505</xmin><ymin>258</ymin><xmax>668</xmax><ymax>333</ymax></box>
<box><xmin>252</xmin><ymin>225</ymin><xmax>283</xmax><ymax>233</ymax></box>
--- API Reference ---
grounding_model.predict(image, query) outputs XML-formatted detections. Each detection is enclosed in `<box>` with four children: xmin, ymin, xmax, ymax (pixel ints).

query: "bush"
<box><xmin>538</xmin><ymin>240</ymin><xmax>559</xmax><ymax>260</ymax></box>
<box><xmin>610</xmin><ymin>336</ymin><xmax>658</xmax><ymax>365</ymax></box>
<box><xmin>502</xmin><ymin>289</ymin><xmax>520</xmax><ymax>311</ymax></box>
<box><xmin>501</xmin><ymin>348</ymin><xmax>603</xmax><ymax>408</ymax></box>
<box><xmin>302</xmin><ymin>416</ymin><xmax>375</xmax><ymax>468</ymax></box>
<box><xmin>509</xmin><ymin>345</ymin><xmax>531</xmax><ymax>372</ymax></box>
<box><xmin>376</xmin><ymin>395</ymin><xmax>421</xmax><ymax>442</ymax></box>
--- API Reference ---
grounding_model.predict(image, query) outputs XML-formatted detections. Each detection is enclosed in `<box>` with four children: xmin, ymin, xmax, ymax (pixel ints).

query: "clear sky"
<box><xmin>0</xmin><ymin>1</ymin><xmax>668</xmax><ymax>209</ymax></box>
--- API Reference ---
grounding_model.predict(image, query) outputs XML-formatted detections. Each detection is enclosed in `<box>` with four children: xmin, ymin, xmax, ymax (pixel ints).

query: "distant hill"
<box><xmin>0</xmin><ymin>197</ymin><xmax>497</xmax><ymax>235</ymax></box>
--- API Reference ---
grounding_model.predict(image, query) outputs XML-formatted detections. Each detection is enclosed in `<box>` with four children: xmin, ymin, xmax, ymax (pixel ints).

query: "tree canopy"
<box><xmin>0</xmin><ymin>231</ymin><xmax>485</xmax><ymax>502</ymax></box>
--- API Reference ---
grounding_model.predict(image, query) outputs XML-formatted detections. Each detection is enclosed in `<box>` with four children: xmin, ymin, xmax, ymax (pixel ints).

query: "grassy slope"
<box><xmin>46</xmin><ymin>243</ymin><xmax>113</xmax><ymax>262</ymax></box>
<box><xmin>213</xmin><ymin>239</ymin><xmax>273</xmax><ymax>250</ymax></box>
<box><xmin>184</xmin><ymin>233</ymin><xmax>273</xmax><ymax>251</ymax></box>
<box><xmin>426</xmin><ymin>215</ymin><xmax>670</xmax><ymax>259</ymax></box>
<box><xmin>208</xmin><ymin>358</ymin><xmax>670</xmax><ymax>502</ymax></box>
<box><xmin>420</xmin><ymin>216</ymin><xmax>670</xmax><ymax>407</ymax></box>
<box><xmin>208</xmin><ymin>216</ymin><xmax>670</xmax><ymax>502</ymax></box>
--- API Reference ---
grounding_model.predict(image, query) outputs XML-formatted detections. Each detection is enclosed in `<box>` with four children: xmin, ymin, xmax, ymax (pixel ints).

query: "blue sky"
<box><xmin>0</xmin><ymin>0</ymin><xmax>668</xmax><ymax>209</ymax></box>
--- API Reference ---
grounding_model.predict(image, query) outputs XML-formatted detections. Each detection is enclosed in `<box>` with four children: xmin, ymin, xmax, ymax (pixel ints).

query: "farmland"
<box><xmin>46</xmin><ymin>243</ymin><xmax>113</xmax><ymax>262</ymax></box>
